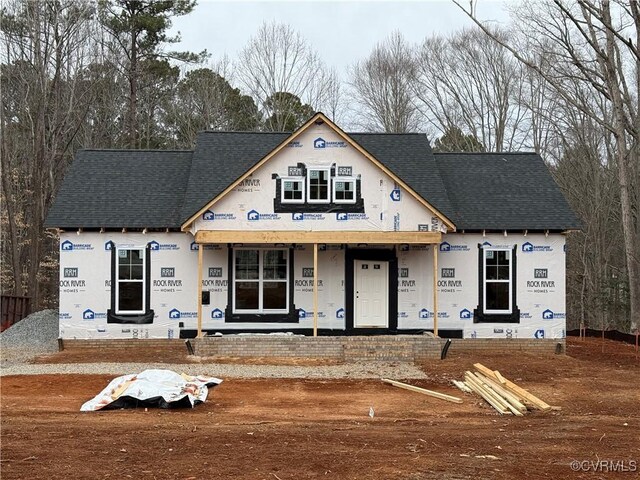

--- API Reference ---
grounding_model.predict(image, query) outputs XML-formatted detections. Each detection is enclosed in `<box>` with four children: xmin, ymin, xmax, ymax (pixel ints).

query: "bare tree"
<box><xmin>349</xmin><ymin>31</ymin><xmax>420</xmax><ymax>133</ymax></box>
<box><xmin>455</xmin><ymin>0</ymin><xmax>640</xmax><ymax>332</ymax></box>
<box><xmin>1</xmin><ymin>0</ymin><xmax>97</xmax><ymax>306</ymax></box>
<box><xmin>414</xmin><ymin>27</ymin><xmax>529</xmax><ymax>151</ymax></box>
<box><xmin>236</xmin><ymin>22</ymin><xmax>331</xmax><ymax>131</ymax></box>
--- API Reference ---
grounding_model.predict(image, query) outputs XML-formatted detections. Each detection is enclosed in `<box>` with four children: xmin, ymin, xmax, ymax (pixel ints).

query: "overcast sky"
<box><xmin>169</xmin><ymin>0</ymin><xmax>511</xmax><ymax>74</ymax></box>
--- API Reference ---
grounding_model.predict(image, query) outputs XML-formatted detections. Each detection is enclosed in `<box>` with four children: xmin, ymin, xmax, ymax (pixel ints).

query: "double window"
<box><xmin>115</xmin><ymin>247</ymin><xmax>146</xmax><ymax>315</ymax></box>
<box><xmin>233</xmin><ymin>249</ymin><xmax>289</xmax><ymax>313</ymax></box>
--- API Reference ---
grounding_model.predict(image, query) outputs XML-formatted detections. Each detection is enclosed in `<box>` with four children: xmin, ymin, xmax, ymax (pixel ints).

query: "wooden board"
<box><xmin>474</xmin><ymin>372</ymin><xmax>527</xmax><ymax>413</ymax></box>
<box><xmin>464</xmin><ymin>372</ymin><xmax>510</xmax><ymax>414</ymax></box>
<box><xmin>195</xmin><ymin>230</ymin><xmax>442</xmax><ymax>245</ymax></box>
<box><xmin>381</xmin><ymin>378</ymin><xmax>463</xmax><ymax>404</ymax></box>
<box><xmin>473</xmin><ymin>363</ymin><xmax>552</xmax><ymax>412</ymax></box>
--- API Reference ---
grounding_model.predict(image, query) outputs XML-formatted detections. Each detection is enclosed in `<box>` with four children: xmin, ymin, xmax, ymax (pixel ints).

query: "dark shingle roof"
<box><xmin>45</xmin><ymin>132</ymin><xmax>579</xmax><ymax>232</ymax></box>
<box><xmin>180</xmin><ymin>131</ymin><xmax>289</xmax><ymax>223</ymax></box>
<box><xmin>350</xmin><ymin>133</ymin><xmax>455</xmax><ymax>222</ymax></box>
<box><xmin>44</xmin><ymin>149</ymin><xmax>192</xmax><ymax>229</ymax></box>
<box><xmin>434</xmin><ymin>152</ymin><xmax>580</xmax><ymax>230</ymax></box>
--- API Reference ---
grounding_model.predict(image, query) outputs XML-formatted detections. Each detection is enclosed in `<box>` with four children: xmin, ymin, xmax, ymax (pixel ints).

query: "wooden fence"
<box><xmin>1</xmin><ymin>295</ymin><xmax>31</xmax><ymax>332</ymax></box>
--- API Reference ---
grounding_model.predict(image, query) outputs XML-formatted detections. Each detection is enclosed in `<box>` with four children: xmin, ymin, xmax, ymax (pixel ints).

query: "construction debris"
<box><xmin>381</xmin><ymin>378</ymin><xmax>463</xmax><ymax>404</ymax></box>
<box><xmin>454</xmin><ymin>363</ymin><xmax>553</xmax><ymax>415</ymax></box>
<box><xmin>452</xmin><ymin>380</ymin><xmax>473</xmax><ymax>393</ymax></box>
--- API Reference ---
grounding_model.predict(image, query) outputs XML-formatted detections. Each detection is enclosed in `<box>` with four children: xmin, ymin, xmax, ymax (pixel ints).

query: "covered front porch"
<box><xmin>191</xmin><ymin>230</ymin><xmax>444</xmax><ymax>338</ymax></box>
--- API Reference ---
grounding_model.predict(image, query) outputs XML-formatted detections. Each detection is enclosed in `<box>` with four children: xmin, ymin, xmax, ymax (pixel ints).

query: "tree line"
<box><xmin>1</xmin><ymin>0</ymin><xmax>637</xmax><ymax>332</ymax></box>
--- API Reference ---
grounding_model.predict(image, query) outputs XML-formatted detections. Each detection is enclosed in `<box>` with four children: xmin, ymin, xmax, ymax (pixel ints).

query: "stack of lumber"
<box><xmin>453</xmin><ymin>363</ymin><xmax>552</xmax><ymax>415</ymax></box>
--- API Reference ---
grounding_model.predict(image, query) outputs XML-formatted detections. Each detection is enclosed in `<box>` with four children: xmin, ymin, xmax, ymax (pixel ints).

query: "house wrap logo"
<box><xmin>247</xmin><ymin>209</ymin><xmax>280</xmax><ymax>221</ymax></box>
<box><xmin>202</xmin><ymin>210</ymin><xmax>236</xmax><ymax>221</ymax></box>
<box><xmin>336</xmin><ymin>308</ymin><xmax>345</xmax><ymax>319</ymax></box>
<box><xmin>390</xmin><ymin>188</ymin><xmax>401</xmax><ymax>201</ymax></box>
<box><xmin>542</xmin><ymin>309</ymin><xmax>566</xmax><ymax>320</ymax></box>
<box><xmin>60</xmin><ymin>240</ymin><xmax>94</xmax><ymax>251</ymax></box>
<box><xmin>336</xmin><ymin>212</ymin><xmax>368</xmax><ymax>221</ymax></box>
<box><xmin>299</xmin><ymin>308</ymin><xmax>307</xmax><ymax>319</ymax></box>
<box><xmin>211</xmin><ymin>308</ymin><xmax>224</xmax><ymax>319</ymax></box>
<box><xmin>149</xmin><ymin>240</ymin><xmax>179</xmax><ymax>251</ymax></box>
<box><xmin>292</xmin><ymin>213</ymin><xmax>325</xmax><ymax>221</ymax></box>
<box><xmin>314</xmin><ymin>137</ymin><xmax>346</xmax><ymax>149</ymax></box>
<box><xmin>522</xmin><ymin>241</ymin><xmax>553</xmax><ymax>253</ymax></box>
<box><xmin>82</xmin><ymin>309</ymin><xmax>106</xmax><ymax>320</ymax></box>
<box><xmin>169</xmin><ymin>308</ymin><xmax>197</xmax><ymax>319</ymax></box>
<box><xmin>439</xmin><ymin>241</ymin><xmax>470</xmax><ymax>252</ymax></box>
<box><xmin>419</xmin><ymin>308</ymin><xmax>450</xmax><ymax>319</ymax></box>
<box><xmin>460</xmin><ymin>308</ymin><xmax>472</xmax><ymax>319</ymax></box>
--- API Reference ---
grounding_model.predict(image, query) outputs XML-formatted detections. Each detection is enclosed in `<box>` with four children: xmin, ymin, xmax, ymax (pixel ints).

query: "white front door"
<box><xmin>354</xmin><ymin>260</ymin><xmax>389</xmax><ymax>328</ymax></box>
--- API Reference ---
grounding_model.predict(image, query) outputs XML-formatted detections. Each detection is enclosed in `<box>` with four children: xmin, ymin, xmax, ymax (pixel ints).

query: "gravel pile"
<box><xmin>1</xmin><ymin>309</ymin><xmax>59</xmax><ymax>366</ymax></box>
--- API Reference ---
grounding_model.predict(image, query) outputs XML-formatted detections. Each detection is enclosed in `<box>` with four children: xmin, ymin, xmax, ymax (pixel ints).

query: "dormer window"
<box><xmin>307</xmin><ymin>168</ymin><xmax>330</xmax><ymax>203</ymax></box>
<box><xmin>333</xmin><ymin>178</ymin><xmax>356</xmax><ymax>204</ymax></box>
<box><xmin>281</xmin><ymin>178</ymin><xmax>305</xmax><ymax>204</ymax></box>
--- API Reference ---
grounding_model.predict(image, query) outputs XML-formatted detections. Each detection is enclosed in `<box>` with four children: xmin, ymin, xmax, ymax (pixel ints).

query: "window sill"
<box><xmin>107</xmin><ymin>309</ymin><xmax>155</xmax><ymax>324</ymax></box>
<box><xmin>473</xmin><ymin>308</ymin><xmax>520</xmax><ymax>323</ymax></box>
<box><xmin>223</xmin><ymin>309</ymin><xmax>300</xmax><ymax>323</ymax></box>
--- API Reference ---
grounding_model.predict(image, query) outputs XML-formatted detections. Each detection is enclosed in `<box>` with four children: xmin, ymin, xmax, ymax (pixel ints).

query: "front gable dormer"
<box><xmin>182</xmin><ymin>113</ymin><xmax>456</xmax><ymax>235</ymax></box>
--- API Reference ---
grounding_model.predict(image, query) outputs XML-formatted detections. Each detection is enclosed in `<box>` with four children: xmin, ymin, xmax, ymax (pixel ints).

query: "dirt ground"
<box><xmin>2</xmin><ymin>337</ymin><xmax>639</xmax><ymax>479</ymax></box>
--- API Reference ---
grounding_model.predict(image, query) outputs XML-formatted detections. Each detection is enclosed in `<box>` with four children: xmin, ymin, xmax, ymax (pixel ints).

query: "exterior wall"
<box><xmin>431</xmin><ymin>232</ymin><xmax>566</xmax><ymax>340</ymax></box>
<box><xmin>58</xmin><ymin>232</ymin><xmax>566</xmax><ymax>341</ymax></box>
<box><xmin>59</xmin><ymin>232</ymin><xmax>199</xmax><ymax>339</ymax></box>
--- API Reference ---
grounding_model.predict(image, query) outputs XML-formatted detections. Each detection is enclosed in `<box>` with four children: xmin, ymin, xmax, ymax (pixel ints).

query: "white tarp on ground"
<box><xmin>80</xmin><ymin>369</ymin><xmax>222</xmax><ymax>411</ymax></box>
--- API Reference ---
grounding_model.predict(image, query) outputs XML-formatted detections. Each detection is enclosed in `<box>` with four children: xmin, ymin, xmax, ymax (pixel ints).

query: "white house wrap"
<box><xmin>48</xmin><ymin>113</ymin><xmax>579</xmax><ymax>342</ymax></box>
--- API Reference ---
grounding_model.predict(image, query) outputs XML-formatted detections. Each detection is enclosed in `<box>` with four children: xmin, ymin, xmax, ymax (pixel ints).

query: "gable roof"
<box><xmin>44</xmin><ymin>149</ymin><xmax>192</xmax><ymax>229</ymax></box>
<box><xmin>434</xmin><ymin>152</ymin><xmax>581</xmax><ymax>231</ymax></box>
<box><xmin>180</xmin><ymin>112</ymin><xmax>456</xmax><ymax>230</ymax></box>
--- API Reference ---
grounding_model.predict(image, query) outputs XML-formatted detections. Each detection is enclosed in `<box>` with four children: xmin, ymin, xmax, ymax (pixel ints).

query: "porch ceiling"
<box><xmin>194</xmin><ymin>230</ymin><xmax>442</xmax><ymax>245</ymax></box>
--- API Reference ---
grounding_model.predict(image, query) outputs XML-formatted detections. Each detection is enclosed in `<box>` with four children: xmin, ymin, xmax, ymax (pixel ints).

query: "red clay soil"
<box><xmin>2</xmin><ymin>337</ymin><xmax>639</xmax><ymax>479</ymax></box>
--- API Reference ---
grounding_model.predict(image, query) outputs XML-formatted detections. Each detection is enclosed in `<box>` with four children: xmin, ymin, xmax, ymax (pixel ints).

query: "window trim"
<box><xmin>115</xmin><ymin>246</ymin><xmax>146</xmax><ymax>315</ymax></box>
<box><xmin>306</xmin><ymin>167</ymin><xmax>331</xmax><ymax>204</ymax></box>
<box><xmin>280</xmin><ymin>177</ymin><xmax>305</xmax><ymax>204</ymax></box>
<box><xmin>332</xmin><ymin>177</ymin><xmax>357</xmax><ymax>204</ymax></box>
<box><xmin>483</xmin><ymin>247</ymin><xmax>512</xmax><ymax>314</ymax></box>
<box><xmin>232</xmin><ymin>248</ymin><xmax>289</xmax><ymax>314</ymax></box>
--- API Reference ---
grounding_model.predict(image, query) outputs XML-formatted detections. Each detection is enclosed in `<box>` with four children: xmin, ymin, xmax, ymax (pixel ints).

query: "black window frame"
<box><xmin>107</xmin><ymin>241</ymin><xmax>154</xmax><ymax>324</ymax></box>
<box><xmin>224</xmin><ymin>246</ymin><xmax>298</xmax><ymax>323</ymax></box>
<box><xmin>473</xmin><ymin>244</ymin><xmax>520</xmax><ymax>323</ymax></box>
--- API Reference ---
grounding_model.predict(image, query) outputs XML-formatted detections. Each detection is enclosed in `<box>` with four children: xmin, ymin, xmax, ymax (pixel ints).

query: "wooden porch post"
<box><xmin>433</xmin><ymin>244</ymin><xmax>439</xmax><ymax>337</ymax></box>
<box><xmin>196</xmin><ymin>243</ymin><xmax>204</xmax><ymax>338</ymax></box>
<box><xmin>313</xmin><ymin>243</ymin><xmax>318</xmax><ymax>337</ymax></box>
